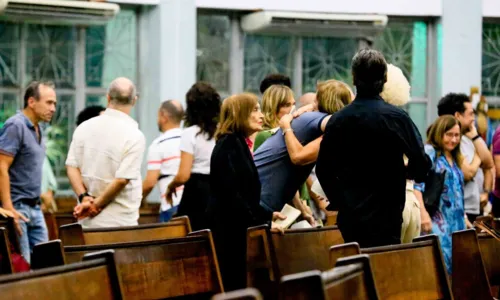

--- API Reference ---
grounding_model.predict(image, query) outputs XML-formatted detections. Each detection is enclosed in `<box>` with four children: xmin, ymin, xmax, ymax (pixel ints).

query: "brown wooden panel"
<box><xmin>0</xmin><ymin>227</ymin><xmax>13</xmax><ymax>275</ymax></box>
<box><xmin>329</xmin><ymin>242</ymin><xmax>360</xmax><ymax>268</ymax></box>
<box><xmin>452</xmin><ymin>229</ymin><xmax>491</xmax><ymax>300</ymax></box>
<box><xmin>246</xmin><ymin>225</ymin><xmax>276</xmax><ymax>299</ymax></box>
<box><xmin>478</xmin><ymin>233</ymin><xmax>500</xmax><ymax>296</ymax></box>
<box><xmin>43</xmin><ymin>212</ymin><xmax>58</xmax><ymax>240</ymax></box>
<box><xmin>271</xmin><ymin>226</ymin><xmax>344</xmax><ymax>277</ymax></box>
<box><xmin>0</xmin><ymin>252</ymin><xmax>123</xmax><ymax>299</ymax></box>
<box><xmin>212</xmin><ymin>288</ymin><xmax>263</xmax><ymax>300</ymax></box>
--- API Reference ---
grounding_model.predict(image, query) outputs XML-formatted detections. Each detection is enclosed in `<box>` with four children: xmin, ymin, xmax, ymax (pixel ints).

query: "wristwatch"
<box><xmin>78</xmin><ymin>192</ymin><xmax>91</xmax><ymax>202</ymax></box>
<box><xmin>282</xmin><ymin>128</ymin><xmax>293</xmax><ymax>136</ymax></box>
<box><xmin>472</xmin><ymin>135</ymin><xmax>481</xmax><ymax>141</ymax></box>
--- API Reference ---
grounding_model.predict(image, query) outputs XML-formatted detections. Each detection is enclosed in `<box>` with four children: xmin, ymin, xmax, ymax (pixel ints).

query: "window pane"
<box><xmin>482</xmin><ymin>23</ymin><xmax>500</xmax><ymax>97</ymax></box>
<box><xmin>86</xmin><ymin>9</ymin><xmax>137</xmax><ymax>87</ymax></box>
<box><xmin>26</xmin><ymin>25</ymin><xmax>76</xmax><ymax>88</ymax></box>
<box><xmin>46</xmin><ymin>94</ymin><xmax>75</xmax><ymax>178</ymax></box>
<box><xmin>244</xmin><ymin>35</ymin><xmax>294</xmax><ymax>93</ymax></box>
<box><xmin>197</xmin><ymin>14</ymin><xmax>230</xmax><ymax>94</ymax></box>
<box><xmin>407</xmin><ymin>102</ymin><xmax>427</xmax><ymax>139</ymax></box>
<box><xmin>302</xmin><ymin>37</ymin><xmax>357</xmax><ymax>92</ymax></box>
<box><xmin>0</xmin><ymin>23</ymin><xmax>20</xmax><ymax>87</ymax></box>
<box><xmin>86</xmin><ymin>95</ymin><xmax>107</xmax><ymax>107</ymax></box>
<box><xmin>0</xmin><ymin>93</ymin><xmax>19</xmax><ymax>126</ymax></box>
<box><xmin>374</xmin><ymin>21</ymin><xmax>427</xmax><ymax>97</ymax></box>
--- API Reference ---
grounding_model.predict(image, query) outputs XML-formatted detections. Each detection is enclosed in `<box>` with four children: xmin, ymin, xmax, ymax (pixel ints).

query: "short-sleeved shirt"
<box><xmin>41</xmin><ymin>156</ymin><xmax>58</xmax><ymax>193</ymax></box>
<box><xmin>0</xmin><ymin>112</ymin><xmax>45</xmax><ymax>204</ymax></box>
<box><xmin>179</xmin><ymin>125</ymin><xmax>215</xmax><ymax>175</ymax></box>
<box><xmin>492</xmin><ymin>128</ymin><xmax>500</xmax><ymax>198</ymax></box>
<box><xmin>254</xmin><ymin>111</ymin><xmax>327</xmax><ymax>212</ymax></box>
<box><xmin>147</xmin><ymin>128</ymin><xmax>183</xmax><ymax>211</ymax></box>
<box><xmin>460</xmin><ymin>136</ymin><xmax>480</xmax><ymax>215</ymax></box>
<box><xmin>66</xmin><ymin>108</ymin><xmax>146</xmax><ymax>228</ymax></box>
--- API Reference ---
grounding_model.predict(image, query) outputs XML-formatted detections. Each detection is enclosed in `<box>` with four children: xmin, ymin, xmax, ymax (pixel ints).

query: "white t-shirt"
<box><xmin>66</xmin><ymin>108</ymin><xmax>146</xmax><ymax>228</ymax></box>
<box><xmin>147</xmin><ymin>128</ymin><xmax>183</xmax><ymax>211</ymax></box>
<box><xmin>179</xmin><ymin>125</ymin><xmax>215</xmax><ymax>175</ymax></box>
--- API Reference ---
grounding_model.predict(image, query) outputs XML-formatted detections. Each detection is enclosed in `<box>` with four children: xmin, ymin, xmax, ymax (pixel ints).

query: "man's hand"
<box><xmin>74</xmin><ymin>198</ymin><xmax>101</xmax><ymax>220</ymax></box>
<box><xmin>279</xmin><ymin>114</ymin><xmax>293</xmax><ymax>130</ymax></box>
<box><xmin>5</xmin><ymin>207</ymin><xmax>29</xmax><ymax>236</ymax></box>
<box><xmin>0</xmin><ymin>207</ymin><xmax>14</xmax><ymax>218</ymax></box>
<box><xmin>420</xmin><ymin>209</ymin><xmax>432</xmax><ymax>233</ymax></box>
<box><xmin>480</xmin><ymin>192</ymin><xmax>489</xmax><ymax>209</ymax></box>
<box><xmin>292</xmin><ymin>103</ymin><xmax>315</xmax><ymax>118</ymax></box>
<box><xmin>465</xmin><ymin>123</ymin><xmax>479</xmax><ymax>140</ymax></box>
<box><xmin>166</xmin><ymin>183</ymin><xmax>177</xmax><ymax>206</ymax></box>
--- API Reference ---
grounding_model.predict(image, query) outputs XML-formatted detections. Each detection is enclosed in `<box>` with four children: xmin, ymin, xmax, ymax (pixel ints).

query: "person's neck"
<box><xmin>161</xmin><ymin>123</ymin><xmax>180</xmax><ymax>133</ymax></box>
<box><xmin>108</xmin><ymin>104</ymin><xmax>132</xmax><ymax>115</ymax></box>
<box><xmin>444</xmin><ymin>151</ymin><xmax>453</xmax><ymax>160</ymax></box>
<box><xmin>22</xmin><ymin>108</ymin><xmax>40</xmax><ymax>127</ymax></box>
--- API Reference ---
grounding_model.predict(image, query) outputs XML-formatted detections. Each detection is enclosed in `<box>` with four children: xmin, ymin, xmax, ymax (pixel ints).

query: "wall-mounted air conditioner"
<box><xmin>241</xmin><ymin>11</ymin><xmax>388</xmax><ymax>38</ymax></box>
<box><xmin>0</xmin><ymin>0</ymin><xmax>120</xmax><ymax>26</ymax></box>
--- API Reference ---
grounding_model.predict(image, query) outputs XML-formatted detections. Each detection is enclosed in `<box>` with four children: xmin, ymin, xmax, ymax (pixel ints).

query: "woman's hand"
<box><xmin>279</xmin><ymin>114</ymin><xmax>293</xmax><ymax>130</ymax></box>
<box><xmin>420</xmin><ymin>209</ymin><xmax>433</xmax><ymax>233</ymax></box>
<box><xmin>292</xmin><ymin>104</ymin><xmax>315</xmax><ymax>117</ymax></box>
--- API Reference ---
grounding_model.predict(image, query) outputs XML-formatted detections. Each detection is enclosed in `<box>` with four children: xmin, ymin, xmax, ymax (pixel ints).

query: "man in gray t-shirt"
<box><xmin>461</xmin><ymin>136</ymin><xmax>480</xmax><ymax>217</ymax></box>
<box><xmin>254</xmin><ymin>111</ymin><xmax>327</xmax><ymax>213</ymax></box>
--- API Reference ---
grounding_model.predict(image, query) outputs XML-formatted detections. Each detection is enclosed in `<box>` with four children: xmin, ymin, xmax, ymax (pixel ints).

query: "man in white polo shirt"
<box><xmin>142</xmin><ymin>100</ymin><xmax>184</xmax><ymax>222</ymax></box>
<box><xmin>66</xmin><ymin>77</ymin><xmax>146</xmax><ymax>228</ymax></box>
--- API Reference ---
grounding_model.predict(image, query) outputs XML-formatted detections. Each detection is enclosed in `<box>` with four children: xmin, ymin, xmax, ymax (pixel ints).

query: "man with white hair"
<box><xmin>66</xmin><ymin>77</ymin><xmax>146</xmax><ymax>228</ymax></box>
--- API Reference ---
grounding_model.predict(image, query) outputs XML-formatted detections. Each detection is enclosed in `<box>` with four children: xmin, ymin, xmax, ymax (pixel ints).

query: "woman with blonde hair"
<box><xmin>208</xmin><ymin>93</ymin><xmax>286</xmax><ymax>291</ymax></box>
<box><xmin>254</xmin><ymin>85</ymin><xmax>295</xmax><ymax>151</ymax></box>
<box><xmin>414</xmin><ymin>115</ymin><xmax>466</xmax><ymax>274</ymax></box>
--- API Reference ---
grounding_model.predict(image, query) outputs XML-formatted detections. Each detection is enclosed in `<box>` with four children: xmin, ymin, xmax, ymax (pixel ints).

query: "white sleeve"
<box><xmin>65</xmin><ymin>128</ymin><xmax>80</xmax><ymax>168</ymax></box>
<box><xmin>146</xmin><ymin>143</ymin><xmax>162</xmax><ymax>171</ymax></box>
<box><xmin>115</xmin><ymin>133</ymin><xmax>146</xmax><ymax>179</ymax></box>
<box><xmin>180</xmin><ymin>127</ymin><xmax>195</xmax><ymax>154</ymax></box>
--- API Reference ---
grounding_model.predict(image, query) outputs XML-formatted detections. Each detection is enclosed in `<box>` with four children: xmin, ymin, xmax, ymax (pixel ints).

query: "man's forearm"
<box><xmin>94</xmin><ymin>178</ymin><xmax>129</xmax><ymax>209</ymax></box>
<box><xmin>474</xmin><ymin>138</ymin><xmax>494</xmax><ymax>169</ymax></box>
<box><xmin>66</xmin><ymin>166</ymin><xmax>87</xmax><ymax>196</ymax></box>
<box><xmin>0</xmin><ymin>168</ymin><xmax>13</xmax><ymax>210</ymax></box>
<box><xmin>484</xmin><ymin>166</ymin><xmax>494</xmax><ymax>192</ymax></box>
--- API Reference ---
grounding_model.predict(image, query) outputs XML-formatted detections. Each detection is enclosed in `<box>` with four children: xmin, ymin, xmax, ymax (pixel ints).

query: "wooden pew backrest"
<box><xmin>246</xmin><ymin>225</ymin><xmax>276</xmax><ymax>299</ymax></box>
<box><xmin>270</xmin><ymin>225</ymin><xmax>344</xmax><ymax>277</ymax></box>
<box><xmin>59</xmin><ymin>217</ymin><xmax>191</xmax><ymax>246</ymax></box>
<box><xmin>211</xmin><ymin>287</ymin><xmax>263</xmax><ymax>300</ymax></box>
<box><xmin>0</xmin><ymin>227</ymin><xmax>13</xmax><ymax>274</ymax></box>
<box><xmin>0</xmin><ymin>251</ymin><xmax>123</xmax><ymax>299</ymax></box>
<box><xmin>478</xmin><ymin>233</ymin><xmax>500</xmax><ymax>296</ymax></box>
<box><xmin>279</xmin><ymin>270</ymin><xmax>326</xmax><ymax>300</ymax></box>
<box><xmin>65</xmin><ymin>235</ymin><xmax>223</xmax><ymax>299</ymax></box>
<box><xmin>452</xmin><ymin>229</ymin><xmax>491</xmax><ymax>300</ymax></box>
<box><xmin>31</xmin><ymin>240</ymin><xmax>66</xmax><ymax>270</ymax></box>
<box><xmin>329</xmin><ymin>242</ymin><xmax>361</xmax><ymax>268</ymax></box>
<box><xmin>362</xmin><ymin>235</ymin><xmax>452</xmax><ymax>300</ymax></box>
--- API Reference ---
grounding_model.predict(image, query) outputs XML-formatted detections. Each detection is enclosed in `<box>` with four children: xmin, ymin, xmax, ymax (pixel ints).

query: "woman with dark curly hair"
<box><xmin>166</xmin><ymin>82</ymin><xmax>221</xmax><ymax>230</ymax></box>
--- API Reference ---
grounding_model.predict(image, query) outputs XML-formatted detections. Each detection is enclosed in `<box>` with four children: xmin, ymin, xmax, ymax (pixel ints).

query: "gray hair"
<box><xmin>107</xmin><ymin>77</ymin><xmax>137</xmax><ymax>105</ymax></box>
<box><xmin>160</xmin><ymin>100</ymin><xmax>184</xmax><ymax>124</ymax></box>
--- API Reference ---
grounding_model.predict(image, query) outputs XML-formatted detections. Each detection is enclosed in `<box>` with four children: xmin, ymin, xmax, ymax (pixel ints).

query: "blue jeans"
<box><xmin>14</xmin><ymin>202</ymin><xmax>48</xmax><ymax>264</ymax></box>
<box><xmin>159</xmin><ymin>206</ymin><xmax>178</xmax><ymax>223</ymax></box>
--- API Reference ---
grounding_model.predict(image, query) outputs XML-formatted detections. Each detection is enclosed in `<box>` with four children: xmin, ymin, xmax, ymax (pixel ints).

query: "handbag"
<box><xmin>422</xmin><ymin>152</ymin><xmax>446</xmax><ymax>217</ymax></box>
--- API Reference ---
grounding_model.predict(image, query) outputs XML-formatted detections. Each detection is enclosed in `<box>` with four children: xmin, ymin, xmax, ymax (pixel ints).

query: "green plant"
<box><xmin>44</xmin><ymin>125</ymin><xmax>67</xmax><ymax>169</ymax></box>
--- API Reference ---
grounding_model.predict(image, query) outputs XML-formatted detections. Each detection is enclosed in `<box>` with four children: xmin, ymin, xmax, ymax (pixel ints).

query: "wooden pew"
<box><xmin>452</xmin><ymin>229</ymin><xmax>492</xmax><ymax>300</ymax></box>
<box><xmin>0</xmin><ymin>227</ymin><xmax>13</xmax><ymax>274</ymax></box>
<box><xmin>478</xmin><ymin>232</ymin><xmax>500</xmax><ymax>297</ymax></box>
<box><xmin>0</xmin><ymin>250</ymin><xmax>123</xmax><ymax>299</ymax></box>
<box><xmin>0</xmin><ymin>216</ymin><xmax>20</xmax><ymax>254</ymax></box>
<box><xmin>246</xmin><ymin>225</ymin><xmax>344</xmax><ymax>299</ymax></box>
<box><xmin>59</xmin><ymin>215</ymin><xmax>192</xmax><ymax>246</ymax></box>
<box><xmin>212</xmin><ymin>288</ymin><xmax>263</xmax><ymax>300</ymax></box>
<box><xmin>329</xmin><ymin>235</ymin><xmax>452</xmax><ymax>300</ymax></box>
<box><xmin>279</xmin><ymin>255</ymin><xmax>379</xmax><ymax>300</ymax></box>
<box><xmin>33</xmin><ymin>231</ymin><xmax>224</xmax><ymax>299</ymax></box>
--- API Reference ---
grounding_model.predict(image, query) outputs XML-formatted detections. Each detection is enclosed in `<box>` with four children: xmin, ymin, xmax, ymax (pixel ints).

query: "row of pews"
<box><xmin>0</xmin><ymin>204</ymin><xmax>499</xmax><ymax>299</ymax></box>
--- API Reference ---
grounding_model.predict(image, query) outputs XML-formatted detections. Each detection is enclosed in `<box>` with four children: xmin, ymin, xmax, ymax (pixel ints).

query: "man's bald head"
<box><xmin>160</xmin><ymin>99</ymin><xmax>184</xmax><ymax>124</ymax></box>
<box><xmin>299</xmin><ymin>93</ymin><xmax>316</xmax><ymax>106</ymax></box>
<box><xmin>107</xmin><ymin>77</ymin><xmax>137</xmax><ymax>106</ymax></box>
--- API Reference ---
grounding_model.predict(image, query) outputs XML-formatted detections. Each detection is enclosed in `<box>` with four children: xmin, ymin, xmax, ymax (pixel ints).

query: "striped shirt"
<box><xmin>147</xmin><ymin>128</ymin><xmax>183</xmax><ymax>211</ymax></box>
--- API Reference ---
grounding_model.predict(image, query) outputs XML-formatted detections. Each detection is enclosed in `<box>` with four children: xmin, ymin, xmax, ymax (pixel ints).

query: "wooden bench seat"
<box><xmin>0</xmin><ymin>227</ymin><xmax>13</xmax><ymax>274</ymax></box>
<box><xmin>59</xmin><ymin>215</ymin><xmax>191</xmax><ymax>246</ymax></box>
<box><xmin>246</xmin><ymin>225</ymin><xmax>344</xmax><ymax>299</ymax></box>
<box><xmin>0</xmin><ymin>250</ymin><xmax>123</xmax><ymax>299</ymax></box>
<box><xmin>212</xmin><ymin>287</ymin><xmax>263</xmax><ymax>300</ymax></box>
<box><xmin>32</xmin><ymin>231</ymin><xmax>223</xmax><ymax>299</ymax></box>
<box><xmin>329</xmin><ymin>235</ymin><xmax>452</xmax><ymax>300</ymax></box>
<box><xmin>279</xmin><ymin>254</ymin><xmax>379</xmax><ymax>300</ymax></box>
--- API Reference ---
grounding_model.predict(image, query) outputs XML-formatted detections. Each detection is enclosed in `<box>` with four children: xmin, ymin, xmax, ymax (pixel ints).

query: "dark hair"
<box><xmin>185</xmin><ymin>82</ymin><xmax>221</xmax><ymax>140</ymax></box>
<box><xmin>437</xmin><ymin>93</ymin><xmax>470</xmax><ymax>116</ymax></box>
<box><xmin>160</xmin><ymin>100</ymin><xmax>184</xmax><ymax>124</ymax></box>
<box><xmin>76</xmin><ymin>105</ymin><xmax>106</xmax><ymax>126</ymax></box>
<box><xmin>351</xmin><ymin>49</ymin><xmax>387</xmax><ymax>96</ymax></box>
<box><xmin>259</xmin><ymin>74</ymin><xmax>291</xmax><ymax>94</ymax></box>
<box><xmin>24</xmin><ymin>81</ymin><xmax>56</xmax><ymax>108</ymax></box>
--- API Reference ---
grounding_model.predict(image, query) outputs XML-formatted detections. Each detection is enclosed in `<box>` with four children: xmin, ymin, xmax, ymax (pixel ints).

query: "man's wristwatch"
<box><xmin>78</xmin><ymin>192</ymin><xmax>91</xmax><ymax>202</ymax></box>
<box><xmin>471</xmin><ymin>135</ymin><xmax>481</xmax><ymax>141</ymax></box>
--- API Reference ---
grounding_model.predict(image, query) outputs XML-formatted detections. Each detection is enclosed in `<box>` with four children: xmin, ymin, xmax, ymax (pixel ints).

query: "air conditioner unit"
<box><xmin>0</xmin><ymin>0</ymin><xmax>7</xmax><ymax>13</ymax></box>
<box><xmin>0</xmin><ymin>0</ymin><xmax>120</xmax><ymax>26</ymax></box>
<box><xmin>241</xmin><ymin>11</ymin><xmax>388</xmax><ymax>38</ymax></box>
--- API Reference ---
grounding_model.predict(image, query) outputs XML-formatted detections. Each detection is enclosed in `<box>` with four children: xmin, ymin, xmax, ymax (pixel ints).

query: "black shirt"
<box><xmin>316</xmin><ymin>95</ymin><xmax>431</xmax><ymax>246</ymax></box>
